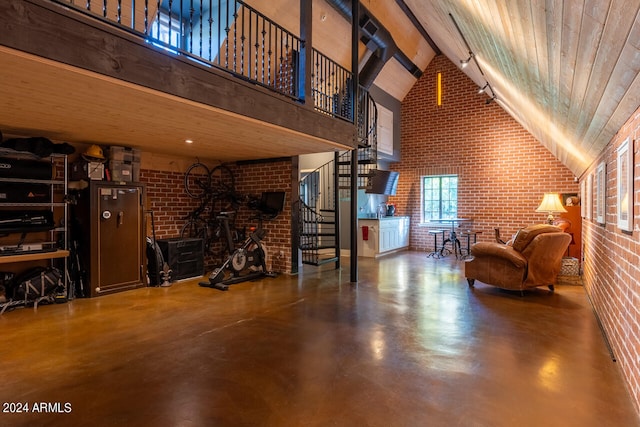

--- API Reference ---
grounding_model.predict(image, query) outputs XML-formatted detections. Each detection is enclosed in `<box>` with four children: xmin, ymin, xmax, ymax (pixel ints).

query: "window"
<box><xmin>422</xmin><ymin>175</ymin><xmax>458</xmax><ymax>221</ymax></box>
<box><xmin>149</xmin><ymin>10</ymin><xmax>185</xmax><ymax>52</ymax></box>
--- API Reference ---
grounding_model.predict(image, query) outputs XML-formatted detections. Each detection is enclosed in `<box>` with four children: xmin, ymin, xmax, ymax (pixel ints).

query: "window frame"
<box><xmin>420</xmin><ymin>174</ymin><xmax>458</xmax><ymax>223</ymax></box>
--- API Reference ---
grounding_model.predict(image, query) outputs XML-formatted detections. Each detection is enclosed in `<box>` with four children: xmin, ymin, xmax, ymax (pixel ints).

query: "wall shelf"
<box><xmin>0</xmin><ymin>249</ymin><xmax>69</xmax><ymax>264</ymax></box>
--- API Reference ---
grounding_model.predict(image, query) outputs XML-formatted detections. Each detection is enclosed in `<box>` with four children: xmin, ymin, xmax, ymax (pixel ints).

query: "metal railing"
<box><xmin>56</xmin><ymin>0</ymin><xmax>354</xmax><ymax>121</ymax></box>
<box><xmin>312</xmin><ymin>48</ymin><xmax>353</xmax><ymax>121</ymax></box>
<box><xmin>299</xmin><ymin>154</ymin><xmax>339</xmax><ymax>266</ymax></box>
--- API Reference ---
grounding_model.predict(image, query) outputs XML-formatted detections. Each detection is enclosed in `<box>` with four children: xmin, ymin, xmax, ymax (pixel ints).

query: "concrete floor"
<box><xmin>0</xmin><ymin>251</ymin><xmax>638</xmax><ymax>427</ymax></box>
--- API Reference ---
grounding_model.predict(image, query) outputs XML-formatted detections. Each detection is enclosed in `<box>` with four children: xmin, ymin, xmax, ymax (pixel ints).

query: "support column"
<box><xmin>291</xmin><ymin>156</ymin><xmax>300</xmax><ymax>274</ymax></box>
<box><xmin>350</xmin><ymin>0</ymin><xmax>359</xmax><ymax>283</ymax></box>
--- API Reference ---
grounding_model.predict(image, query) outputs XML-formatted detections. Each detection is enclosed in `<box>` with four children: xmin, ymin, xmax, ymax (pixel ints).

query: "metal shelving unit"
<box><xmin>0</xmin><ymin>153</ymin><xmax>69</xmax><ymax>312</ymax></box>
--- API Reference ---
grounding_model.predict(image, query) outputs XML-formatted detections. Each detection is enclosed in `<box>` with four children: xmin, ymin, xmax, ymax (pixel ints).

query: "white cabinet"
<box><xmin>358</xmin><ymin>216</ymin><xmax>410</xmax><ymax>257</ymax></box>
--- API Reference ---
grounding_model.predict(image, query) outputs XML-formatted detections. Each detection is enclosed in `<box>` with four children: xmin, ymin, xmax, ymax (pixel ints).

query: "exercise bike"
<box><xmin>199</xmin><ymin>213</ymin><xmax>276</xmax><ymax>291</ymax></box>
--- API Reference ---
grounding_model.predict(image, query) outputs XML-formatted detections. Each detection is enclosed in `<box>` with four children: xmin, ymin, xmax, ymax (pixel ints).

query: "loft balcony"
<box><xmin>0</xmin><ymin>0</ymin><xmax>359</xmax><ymax>162</ymax></box>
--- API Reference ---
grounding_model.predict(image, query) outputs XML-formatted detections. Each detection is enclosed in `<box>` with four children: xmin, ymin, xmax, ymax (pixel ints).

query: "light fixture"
<box><xmin>460</xmin><ymin>52</ymin><xmax>473</xmax><ymax>68</ymax></box>
<box><xmin>436</xmin><ymin>72</ymin><xmax>442</xmax><ymax>106</ymax></box>
<box><xmin>535</xmin><ymin>193</ymin><xmax>567</xmax><ymax>224</ymax></box>
<box><xmin>478</xmin><ymin>83</ymin><xmax>489</xmax><ymax>94</ymax></box>
<box><xmin>185</xmin><ymin>139</ymin><xmax>194</xmax><ymax>144</ymax></box>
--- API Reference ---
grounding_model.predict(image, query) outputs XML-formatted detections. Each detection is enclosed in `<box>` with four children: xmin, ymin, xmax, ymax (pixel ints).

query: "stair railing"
<box><xmin>53</xmin><ymin>0</ymin><xmax>355</xmax><ymax>122</ymax></box>
<box><xmin>299</xmin><ymin>155</ymin><xmax>339</xmax><ymax>266</ymax></box>
<box><xmin>299</xmin><ymin>86</ymin><xmax>378</xmax><ymax>266</ymax></box>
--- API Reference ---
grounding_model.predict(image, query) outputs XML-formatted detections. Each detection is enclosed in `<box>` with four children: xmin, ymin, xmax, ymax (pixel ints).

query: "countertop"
<box><xmin>358</xmin><ymin>215</ymin><xmax>410</xmax><ymax>220</ymax></box>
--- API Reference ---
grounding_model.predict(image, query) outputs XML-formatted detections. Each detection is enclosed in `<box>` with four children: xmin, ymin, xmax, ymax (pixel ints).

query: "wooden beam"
<box><xmin>0</xmin><ymin>0</ymin><xmax>356</xmax><ymax>150</ymax></box>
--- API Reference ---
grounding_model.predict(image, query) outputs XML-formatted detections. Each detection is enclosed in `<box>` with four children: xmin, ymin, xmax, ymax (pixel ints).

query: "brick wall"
<box><xmin>139</xmin><ymin>158</ymin><xmax>293</xmax><ymax>274</ymax></box>
<box><xmin>390</xmin><ymin>55</ymin><xmax>578</xmax><ymax>249</ymax></box>
<box><xmin>581</xmin><ymin>107</ymin><xmax>640</xmax><ymax>414</ymax></box>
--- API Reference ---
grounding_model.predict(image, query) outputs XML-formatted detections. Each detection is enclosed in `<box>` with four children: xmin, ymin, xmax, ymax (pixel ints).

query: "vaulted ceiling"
<box><xmin>361</xmin><ymin>0</ymin><xmax>640</xmax><ymax>177</ymax></box>
<box><xmin>2</xmin><ymin>0</ymin><xmax>639</xmax><ymax>177</ymax></box>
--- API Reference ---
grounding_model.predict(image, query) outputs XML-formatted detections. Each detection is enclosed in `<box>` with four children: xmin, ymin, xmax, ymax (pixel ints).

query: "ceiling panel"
<box><xmin>0</xmin><ymin>46</ymin><xmax>349</xmax><ymax>163</ymax></box>
<box><xmin>401</xmin><ymin>0</ymin><xmax>640</xmax><ymax>176</ymax></box>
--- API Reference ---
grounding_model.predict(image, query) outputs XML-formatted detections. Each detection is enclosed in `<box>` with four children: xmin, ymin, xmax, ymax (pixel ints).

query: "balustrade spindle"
<box><xmin>251</xmin><ymin>10</ymin><xmax>256</xmax><ymax>79</ymax></box>
<box><xmin>131</xmin><ymin>0</ymin><xmax>135</xmax><ymax>29</ymax></box>
<box><xmin>267</xmin><ymin>22</ymin><xmax>272</xmax><ymax>86</ymax></box>
<box><xmin>240</xmin><ymin>7</ymin><xmax>245</xmax><ymax>75</ymax></box>
<box><xmin>198</xmin><ymin>1</ymin><xmax>203</xmax><ymax>57</ymax></box>
<box><xmin>208</xmin><ymin>1</ymin><xmax>213</xmax><ymax>61</ymax></box>
<box><xmin>144</xmin><ymin>0</ymin><xmax>149</xmax><ymax>33</ymax></box>
<box><xmin>187</xmin><ymin>0</ymin><xmax>193</xmax><ymax>54</ymax></box>
<box><xmin>224</xmin><ymin>0</ymin><xmax>230</xmax><ymax>69</ymax></box>
<box><xmin>167</xmin><ymin>0</ymin><xmax>173</xmax><ymax>49</ymax></box>
<box><xmin>260</xmin><ymin>20</ymin><xmax>267</xmax><ymax>83</ymax></box>
<box><xmin>217</xmin><ymin>0</ymin><xmax>222</xmax><ymax>66</ymax></box>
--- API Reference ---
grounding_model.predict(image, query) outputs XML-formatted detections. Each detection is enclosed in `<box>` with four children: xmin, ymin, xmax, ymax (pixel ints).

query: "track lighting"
<box><xmin>450</xmin><ymin>14</ymin><xmax>498</xmax><ymax>106</ymax></box>
<box><xmin>460</xmin><ymin>52</ymin><xmax>473</xmax><ymax>69</ymax></box>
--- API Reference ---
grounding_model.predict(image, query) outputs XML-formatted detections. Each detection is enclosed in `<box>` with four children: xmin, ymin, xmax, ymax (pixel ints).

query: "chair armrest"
<box><xmin>470</xmin><ymin>242</ymin><xmax>527</xmax><ymax>268</ymax></box>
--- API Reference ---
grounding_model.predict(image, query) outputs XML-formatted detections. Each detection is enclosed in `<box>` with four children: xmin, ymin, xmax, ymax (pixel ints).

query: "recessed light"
<box><xmin>185</xmin><ymin>139</ymin><xmax>194</xmax><ymax>144</ymax></box>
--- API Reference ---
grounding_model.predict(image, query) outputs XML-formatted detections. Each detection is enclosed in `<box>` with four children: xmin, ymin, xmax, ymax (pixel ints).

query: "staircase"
<box><xmin>299</xmin><ymin>87</ymin><xmax>378</xmax><ymax>266</ymax></box>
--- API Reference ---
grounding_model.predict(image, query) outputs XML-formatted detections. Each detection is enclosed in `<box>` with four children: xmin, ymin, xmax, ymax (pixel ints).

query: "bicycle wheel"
<box><xmin>184</xmin><ymin>162</ymin><xmax>211</xmax><ymax>199</ymax></box>
<box><xmin>180</xmin><ymin>218</ymin><xmax>210</xmax><ymax>251</ymax></box>
<box><xmin>209</xmin><ymin>165</ymin><xmax>235</xmax><ymax>198</ymax></box>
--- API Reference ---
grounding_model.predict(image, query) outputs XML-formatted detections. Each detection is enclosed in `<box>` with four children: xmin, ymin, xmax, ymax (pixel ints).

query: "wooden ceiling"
<box><xmin>2</xmin><ymin>0</ymin><xmax>639</xmax><ymax>176</ymax></box>
<box><xmin>270</xmin><ymin>0</ymin><xmax>640</xmax><ymax>176</ymax></box>
<box><xmin>397</xmin><ymin>0</ymin><xmax>640</xmax><ymax>176</ymax></box>
<box><xmin>0</xmin><ymin>46</ymin><xmax>350</xmax><ymax>164</ymax></box>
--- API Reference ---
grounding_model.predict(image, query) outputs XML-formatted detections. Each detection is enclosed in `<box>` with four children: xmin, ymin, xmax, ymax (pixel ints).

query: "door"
<box><xmin>95</xmin><ymin>184</ymin><xmax>144</xmax><ymax>292</ymax></box>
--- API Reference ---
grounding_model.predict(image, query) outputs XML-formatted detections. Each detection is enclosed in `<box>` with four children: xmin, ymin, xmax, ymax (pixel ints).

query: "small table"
<box><xmin>430</xmin><ymin>218</ymin><xmax>471</xmax><ymax>258</ymax></box>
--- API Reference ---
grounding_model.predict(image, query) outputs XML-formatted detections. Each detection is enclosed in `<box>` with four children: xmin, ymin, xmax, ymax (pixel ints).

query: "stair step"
<box><xmin>302</xmin><ymin>221</ymin><xmax>336</xmax><ymax>225</ymax></box>
<box><xmin>302</xmin><ymin>256</ymin><xmax>339</xmax><ymax>267</ymax></box>
<box><xmin>300</xmin><ymin>233</ymin><xmax>336</xmax><ymax>237</ymax></box>
<box><xmin>337</xmin><ymin>159</ymin><xmax>377</xmax><ymax>166</ymax></box>
<box><xmin>300</xmin><ymin>244</ymin><xmax>337</xmax><ymax>250</ymax></box>
<box><xmin>338</xmin><ymin>173</ymin><xmax>373</xmax><ymax>178</ymax></box>
<box><xmin>319</xmin><ymin>209</ymin><xmax>335</xmax><ymax>213</ymax></box>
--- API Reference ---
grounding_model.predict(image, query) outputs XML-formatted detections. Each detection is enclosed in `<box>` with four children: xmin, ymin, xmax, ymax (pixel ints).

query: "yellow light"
<box><xmin>436</xmin><ymin>72</ymin><xmax>442</xmax><ymax>106</ymax></box>
<box><xmin>536</xmin><ymin>193</ymin><xmax>567</xmax><ymax>224</ymax></box>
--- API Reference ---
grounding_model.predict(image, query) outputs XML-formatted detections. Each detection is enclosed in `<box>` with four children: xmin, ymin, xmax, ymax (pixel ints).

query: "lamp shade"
<box><xmin>535</xmin><ymin>193</ymin><xmax>568</xmax><ymax>214</ymax></box>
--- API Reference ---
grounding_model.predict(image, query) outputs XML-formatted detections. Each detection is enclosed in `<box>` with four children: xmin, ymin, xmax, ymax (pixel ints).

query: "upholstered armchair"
<box><xmin>465</xmin><ymin>224</ymin><xmax>572</xmax><ymax>292</ymax></box>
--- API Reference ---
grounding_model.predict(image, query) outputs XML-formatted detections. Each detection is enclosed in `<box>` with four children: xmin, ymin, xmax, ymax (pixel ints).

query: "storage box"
<box><xmin>109</xmin><ymin>160</ymin><xmax>133</xmax><ymax>182</ymax></box>
<box><xmin>108</xmin><ymin>146</ymin><xmax>141</xmax><ymax>163</ymax></box>
<box><xmin>71</xmin><ymin>160</ymin><xmax>104</xmax><ymax>181</ymax></box>
<box><xmin>0</xmin><ymin>183</ymin><xmax>50</xmax><ymax>203</ymax></box>
<box><xmin>0</xmin><ymin>157</ymin><xmax>52</xmax><ymax>180</ymax></box>
<box><xmin>560</xmin><ymin>257</ymin><xmax>580</xmax><ymax>276</ymax></box>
